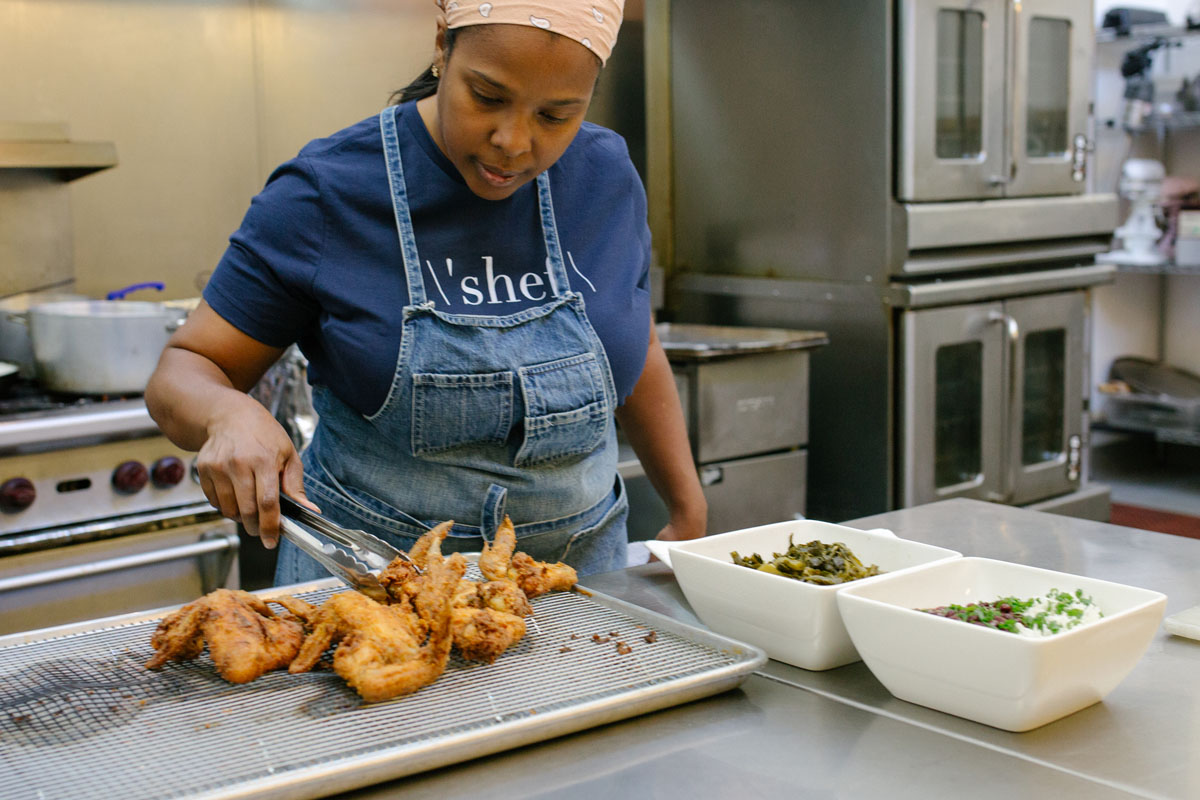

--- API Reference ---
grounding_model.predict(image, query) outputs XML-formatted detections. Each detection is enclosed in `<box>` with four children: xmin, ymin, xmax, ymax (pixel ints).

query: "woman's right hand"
<box><xmin>192</xmin><ymin>393</ymin><xmax>316</xmax><ymax>551</ymax></box>
<box><xmin>193</xmin><ymin>392</ymin><xmax>317</xmax><ymax>548</ymax></box>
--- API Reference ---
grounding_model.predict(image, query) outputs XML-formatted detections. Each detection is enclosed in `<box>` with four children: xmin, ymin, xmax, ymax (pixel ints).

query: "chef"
<box><xmin>145</xmin><ymin>0</ymin><xmax>706</xmax><ymax>584</ymax></box>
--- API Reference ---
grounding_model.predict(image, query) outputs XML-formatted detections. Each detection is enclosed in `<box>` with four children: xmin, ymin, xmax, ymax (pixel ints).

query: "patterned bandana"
<box><xmin>436</xmin><ymin>1</ymin><xmax>625</xmax><ymax>65</ymax></box>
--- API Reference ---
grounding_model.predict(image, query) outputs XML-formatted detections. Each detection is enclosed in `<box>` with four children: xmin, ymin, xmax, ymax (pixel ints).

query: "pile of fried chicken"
<box><xmin>145</xmin><ymin>517</ymin><xmax>577</xmax><ymax>702</ymax></box>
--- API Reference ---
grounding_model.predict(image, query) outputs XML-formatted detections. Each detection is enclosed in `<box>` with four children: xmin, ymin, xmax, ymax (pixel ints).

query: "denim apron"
<box><xmin>274</xmin><ymin>106</ymin><xmax>628</xmax><ymax>585</ymax></box>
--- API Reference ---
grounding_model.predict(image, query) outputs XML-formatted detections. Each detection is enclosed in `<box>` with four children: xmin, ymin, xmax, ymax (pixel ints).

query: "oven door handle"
<box><xmin>0</xmin><ymin>532</ymin><xmax>239</xmax><ymax>594</ymax></box>
<box><xmin>987</xmin><ymin>309</ymin><xmax>1021</xmax><ymax>503</ymax></box>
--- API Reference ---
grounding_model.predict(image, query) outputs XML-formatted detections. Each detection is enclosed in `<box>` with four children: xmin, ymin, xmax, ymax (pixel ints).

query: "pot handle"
<box><xmin>107</xmin><ymin>281</ymin><xmax>165</xmax><ymax>300</ymax></box>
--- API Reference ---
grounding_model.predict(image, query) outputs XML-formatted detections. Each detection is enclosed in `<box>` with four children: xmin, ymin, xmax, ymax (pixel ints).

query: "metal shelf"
<box><xmin>1156</xmin><ymin>427</ymin><xmax>1200</xmax><ymax>446</ymax></box>
<box><xmin>1122</xmin><ymin>112</ymin><xmax>1200</xmax><ymax>134</ymax></box>
<box><xmin>1093</xmin><ymin>420</ymin><xmax>1200</xmax><ymax>448</ymax></box>
<box><xmin>1108</xmin><ymin>260</ymin><xmax>1200</xmax><ymax>275</ymax></box>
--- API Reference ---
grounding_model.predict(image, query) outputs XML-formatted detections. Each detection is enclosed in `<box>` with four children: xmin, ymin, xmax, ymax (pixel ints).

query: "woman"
<box><xmin>146</xmin><ymin>0</ymin><xmax>706</xmax><ymax>584</ymax></box>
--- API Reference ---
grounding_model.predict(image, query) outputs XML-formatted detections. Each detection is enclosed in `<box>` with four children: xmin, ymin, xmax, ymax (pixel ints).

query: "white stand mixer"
<box><xmin>1104</xmin><ymin>158</ymin><xmax>1166</xmax><ymax>266</ymax></box>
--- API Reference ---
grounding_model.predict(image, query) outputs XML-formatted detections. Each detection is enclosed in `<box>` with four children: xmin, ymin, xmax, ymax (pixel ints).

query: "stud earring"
<box><xmin>431</xmin><ymin>64</ymin><xmax>441</xmax><ymax>78</ymax></box>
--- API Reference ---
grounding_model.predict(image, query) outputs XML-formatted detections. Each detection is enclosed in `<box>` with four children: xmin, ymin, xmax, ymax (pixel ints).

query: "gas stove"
<box><xmin>0</xmin><ymin>390</ymin><xmax>241</xmax><ymax>636</ymax></box>
<box><xmin>0</xmin><ymin>394</ymin><xmax>209</xmax><ymax>545</ymax></box>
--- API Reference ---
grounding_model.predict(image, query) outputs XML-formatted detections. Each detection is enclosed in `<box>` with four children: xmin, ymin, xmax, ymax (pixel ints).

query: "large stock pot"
<box><xmin>28</xmin><ymin>300</ymin><xmax>186</xmax><ymax>395</ymax></box>
<box><xmin>0</xmin><ymin>291</ymin><xmax>88</xmax><ymax>377</ymax></box>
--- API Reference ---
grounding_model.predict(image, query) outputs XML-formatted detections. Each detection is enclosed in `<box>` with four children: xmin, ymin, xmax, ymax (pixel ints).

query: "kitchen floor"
<box><xmin>1089</xmin><ymin>430</ymin><xmax>1200</xmax><ymax>529</ymax></box>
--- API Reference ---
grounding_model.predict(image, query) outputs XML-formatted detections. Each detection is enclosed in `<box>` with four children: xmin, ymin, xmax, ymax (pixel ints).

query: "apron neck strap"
<box><xmin>380</xmin><ymin>106</ymin><xmax>574</xmax><ymax>305</ymax></box>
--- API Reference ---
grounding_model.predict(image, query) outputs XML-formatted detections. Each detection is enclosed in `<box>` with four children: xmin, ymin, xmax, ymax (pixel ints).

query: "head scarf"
<box><xmin>436</xmin><ymin>1</ymin><xmax>625</xmax><ymax>66</ymax></box>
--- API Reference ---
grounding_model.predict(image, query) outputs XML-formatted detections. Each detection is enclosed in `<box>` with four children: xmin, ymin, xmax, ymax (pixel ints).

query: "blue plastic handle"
<box><xmin>106</xmin><ymin>282</ymin><xmax>165</xmax><ymax>300</ymax></box>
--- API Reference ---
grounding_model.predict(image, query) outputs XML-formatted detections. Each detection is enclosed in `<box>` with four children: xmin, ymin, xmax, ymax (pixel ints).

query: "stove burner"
<box><xmin>0</xmin><ymin>377</ymin><xmax>139</xmax><ymax>418</ymax></box>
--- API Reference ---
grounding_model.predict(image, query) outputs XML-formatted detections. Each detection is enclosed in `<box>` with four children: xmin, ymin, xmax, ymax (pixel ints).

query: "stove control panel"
<box><xmin>0</xmin><ymin>435</ymin><xmax>208</xmax><ymax>535</ymax></box>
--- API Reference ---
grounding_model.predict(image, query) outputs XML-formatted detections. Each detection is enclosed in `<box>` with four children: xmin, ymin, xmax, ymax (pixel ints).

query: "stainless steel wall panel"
<box><xmin>668</xmin><ymin>0</ymin><xmax>897</xmax><ymax>284</ymax></box>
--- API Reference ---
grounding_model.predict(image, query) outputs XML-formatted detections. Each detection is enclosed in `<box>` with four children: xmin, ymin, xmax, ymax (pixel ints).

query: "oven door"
<box><xmin>1004</xmin><ymin>291</ymin><xmax>1085</xmax><ymax>505</ymax></box>
<box><xmin>897</xmin><ymin>0</ymin><xmax>1008</xmax><ymax>201</ymax></box>
<box><xmin>900</xmin><ymin>301</ymin><xmax>1007</xmax><ymax>506</ymax></box>
<box><xmin>1006</xmin><ymin>0</ymin><xmax>1094</xmax><ymax>198</ymax></box>
<box><xmin>0</xmin><ymin>511</ymin><xmax>238</xmax><ymax>635</ymax></box>
<box><xmin>899</xmin><ymin>290</ymin><xmax>1086</xmax><ymax>508</ymax></box>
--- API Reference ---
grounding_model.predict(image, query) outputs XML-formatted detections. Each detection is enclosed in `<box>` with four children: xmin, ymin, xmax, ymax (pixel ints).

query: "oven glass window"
<box><xmin>935</xmin><ymin>9</ymin><xmax>984</xmax><ymax>160</ymax></box>
<box><xmin>1022</xmin><ymin>328</ymin><xmax>1065</xmax><ymax>465</ymax></box>
<box><xmin>934</xmin><ymin>341</ymin><xmax>982</xmax><ymax>489</ymax></box>
<box><xmin>1026</xmin><ymin>17</ymin><xmax>1071</xmax><ymax>158</ymax></box>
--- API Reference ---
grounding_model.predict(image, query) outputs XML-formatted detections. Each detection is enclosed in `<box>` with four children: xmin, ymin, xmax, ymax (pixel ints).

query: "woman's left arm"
<box><xmin>614</xmin><ymin>322</ymin><xmax>707</xmax><ymax>541</ymax></box>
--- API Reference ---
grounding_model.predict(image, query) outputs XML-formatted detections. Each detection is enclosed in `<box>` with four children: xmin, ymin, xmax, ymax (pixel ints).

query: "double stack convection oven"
<box><xmin>638</xmin><ymin>0</ymin><xmax>1118</xmax><ymax>522</ymax></box>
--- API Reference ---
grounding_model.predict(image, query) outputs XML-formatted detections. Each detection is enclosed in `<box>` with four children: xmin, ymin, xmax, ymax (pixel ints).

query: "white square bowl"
<box><xmin>669</xmin><ymin>519</ymin><xmax>962</xmax><ymax>671</ymax></box>
<box><xmin>835</xmin><ymin>557</ymin><xmax>1167</xmax><ymax>731</ymax></box>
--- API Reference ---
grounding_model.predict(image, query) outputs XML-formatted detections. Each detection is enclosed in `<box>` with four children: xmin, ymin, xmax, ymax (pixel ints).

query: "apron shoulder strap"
<box><xmin>379</xmin><ymin>106</ymin><xmax>428</xmax><ymax>305</ymax></box>
<box><xmin>536</xmin><ymin>172</ymin><xmax>574</xmax><ymax>297</ymax></box>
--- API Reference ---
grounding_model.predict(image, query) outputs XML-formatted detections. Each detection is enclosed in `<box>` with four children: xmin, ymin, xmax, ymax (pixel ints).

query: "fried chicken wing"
<box><xmin>289</xmin><ymin>532</ymin><xmax>460</xmax><ymax>702</ymax></box>
<box><xmin>378</xmin><ymin>521</ymin><xmax>454</xmax><ymax>605</ymax></box>
<box><xmin>479</xmin><ymin>516</ymin><xmax>578</xmax><ymax>598</ymax></box>
<box><xmin>478</xmin><ymin>579</ymin><xmax>532</xmax><ymax>617</ymax></box>
<box><xmin>451</xmin><ymin>606</ymin><xmax>527</xmax><ymax>663</ymax></box>
<box><xmin>379</xmin><ymin>524</ymin><xmax>533</xmax><ymax>663</ymax></box>
<box><xmin>145</xmin><ymin>589</ymin><xmax>306</xmax><ymax>684</ymax></box>
<box><xmin>446</xmin><ymin>575</ymin><xmax>532</xmax><ymax>663</ymax></box>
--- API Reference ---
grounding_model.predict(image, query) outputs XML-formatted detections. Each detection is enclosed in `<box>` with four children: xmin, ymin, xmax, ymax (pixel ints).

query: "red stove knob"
<box><xmin>112</xmin><ymin>460</ymin><xmax>149</xmax><ymax>494</ymax></box>
<box><xmin>151</xmin><ymin>456</ymin><xmax>186</xmax><ymax>489</ymax></box>
<box><xmin>0</xmin><ymin>477</ymin><xmax>36</xmax><ymax>513</ymax></box>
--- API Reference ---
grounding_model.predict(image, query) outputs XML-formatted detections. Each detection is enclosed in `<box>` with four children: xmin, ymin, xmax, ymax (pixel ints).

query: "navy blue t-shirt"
<box><xmin>204</xmin><ymin>103</ymin><xmax>652</xmax><ymax>416</ymax></box>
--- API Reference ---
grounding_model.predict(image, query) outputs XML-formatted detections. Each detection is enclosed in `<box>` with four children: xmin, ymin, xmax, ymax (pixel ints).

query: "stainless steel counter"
<box><xmin>341</xmin><ymin>499</ymin><xmax>1199</xmax><ymax>799</ymax></box>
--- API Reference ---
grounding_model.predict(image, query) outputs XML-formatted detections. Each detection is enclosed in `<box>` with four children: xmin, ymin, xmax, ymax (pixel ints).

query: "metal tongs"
<box><xmin>278</xmin><ymin>494</ymin><xmax>418</xmax><ymax>602</ymax></box>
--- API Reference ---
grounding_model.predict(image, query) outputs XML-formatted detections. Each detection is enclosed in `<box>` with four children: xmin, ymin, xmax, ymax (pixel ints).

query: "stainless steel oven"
<box><xmin>628</xmin><ymin>0</ymin><xmax>1118</xmax><ymax>522</ymax></box>
<box><xmin>898</xmin><ymin>0</ymin><xmax>1094</xmax><ymax>201</ymax></box>
<box><xmin>0</xmin><ymin>397</ymin><xmax>237</xmax><ymax>635</ymax></box>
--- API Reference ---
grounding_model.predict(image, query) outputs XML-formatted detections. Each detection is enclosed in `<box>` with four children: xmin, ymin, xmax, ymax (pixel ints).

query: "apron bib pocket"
<box><xmin>515</xmin><ymin>352</ymin><xmax>610</xmax><ymax>466</ymax></box>
<box><xmin>411</xmin><ymin>369</ymin><xmax>514</xmax><ymax>455</ymax></box>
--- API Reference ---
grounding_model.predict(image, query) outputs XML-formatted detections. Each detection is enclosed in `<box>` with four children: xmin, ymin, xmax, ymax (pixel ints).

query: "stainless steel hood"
<box><xmin>0</xmin><ymin>122</ymin><xmax>118</xmax><ymax>297</ymax></box>
<box><xmin>0</xmin><ymin>121</ymin><xmax>117</xmax><ymax>181</ymax></box>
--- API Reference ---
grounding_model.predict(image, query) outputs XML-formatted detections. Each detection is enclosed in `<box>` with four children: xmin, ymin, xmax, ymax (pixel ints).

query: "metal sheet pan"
<box><xmin>0</xmin><ymin>577</ymin><xmax>764</xmax><ymax>800</ymax></box>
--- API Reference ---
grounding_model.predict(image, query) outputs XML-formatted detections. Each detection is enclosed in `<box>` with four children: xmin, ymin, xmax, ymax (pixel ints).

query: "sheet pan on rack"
<box><xmin>0</xmin><ymin>575</ymin><xmax>764</xmax><ymax>800</ymax></box>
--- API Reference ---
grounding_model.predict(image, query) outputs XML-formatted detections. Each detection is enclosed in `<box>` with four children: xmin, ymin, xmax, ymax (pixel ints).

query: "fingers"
<box><xmin>261</xmin><ymin>455</ymin><xmax>320</xmax><ymax>550</ymax></box>
<box><xmin>281</xmin><ymin>456</ymin><xmax>321</xmax><ymax>513</ymax></box>
<box><xmin>195</xmin><ymin>443</ymin><xmax>308</xmax><ymax>550</ymax></box>
<box><xmin>250</xmin><ymin>470</ymin><xmax>277</xmax><ymax>549</ymax></box>
<box><xmin>196</xmin><ymin>458</ymin><xmax>267</xmax><ymax>539</ymax></box>
<box><xmin>198</xmin><ymin>470</ymin><xmax>239</xmax><ymax>523</ymax></box>
<box><xmin>231</xmin><ymin>466</ymin><xmax>265</xmax><ymax>542</ymax></box>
